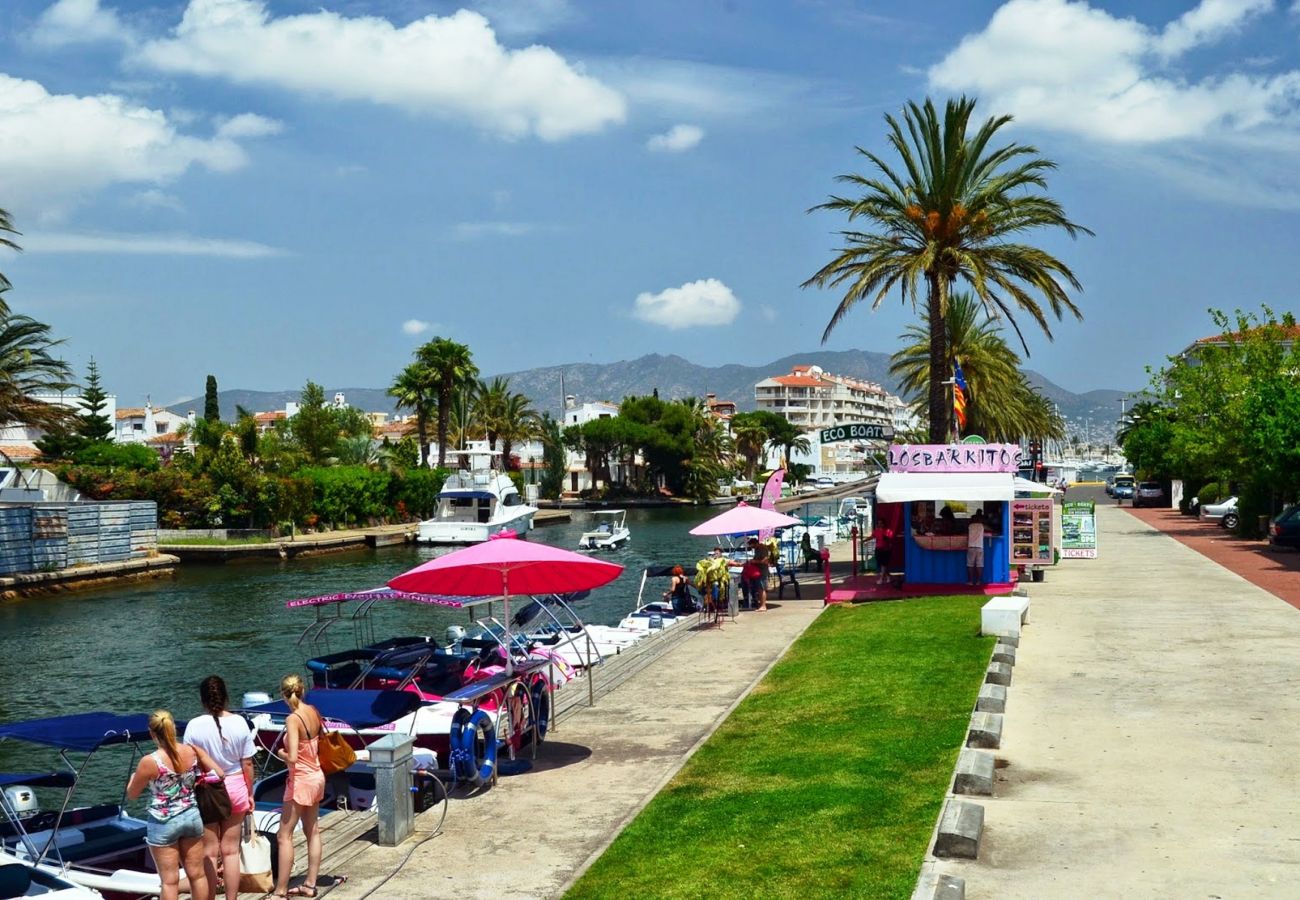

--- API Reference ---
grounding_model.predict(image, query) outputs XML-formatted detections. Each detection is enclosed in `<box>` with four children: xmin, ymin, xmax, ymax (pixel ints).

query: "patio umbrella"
<box><xmin>387</xmin><ymin>535</ymin><xmax>623</xmax><ymax>674</ymax></box>
<box><xmin>689</xmin><ymin>501</ymin><xmax>802</xmax><ymax>537</ymax></box>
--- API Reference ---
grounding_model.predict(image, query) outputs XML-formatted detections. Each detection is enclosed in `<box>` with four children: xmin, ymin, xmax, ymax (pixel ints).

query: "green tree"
<box><xmin>417</xmin><ymin>338</ymin><xmax>478</xmax><ymax>468</ymax></box>
<box><xmin>765</xmin><ymin>418</ymin><xmax>812</xmax><ymax>469</ymax></box>
<box><xmin>0</xmin><ymin>295</ymin><xmax>77</xmax><ymax>433</ymax></box>
<box><xmin>729</xmin><ymin>413</ymin><xmax>770</xmax><ymax>480</ymax></box>
<box><xmin>472</xmin><ymin>376</ymin><xmax>510</xmax><ymax>452</ymax></box>
<box><xmin>539</xmin><ymin>413</ymin><xmax>567</xmax><ymax>500</ymax></box>
<box><xmin>389</xmin><ymin>362</ymin><xmax>436</xmax><ymax>467</ymax></box>
<box><xmin>0</xmin><ymin>207</ymin><xmax>20</xmax><ymax>296</ymax></box>
<box><xmin>203</xmin><ymin>375</ymin><xmax>220</xmax><ymax>422</ymax></box>
<box><xmin>496</xmin><ymin>390</ymin><xmax>540</xmax><ymax>469</ymax></box>
<box><xmin>233</xmin><ymin>405</ymin><xmax>259</xmax><ymax>463</ymax></box>
<box><xmin>291</xmin><ymin>381</ymin><xmax>338</xmax><ymax>464</ymax></box>
<box><xmin>77</xmin><ymin>359</ymin><xmax>113</xmax><ymax>442</ymax></box>
<box><xmin>804</xmin><ymin>96</ymin><xmax>1090</xmax><ymax>443</ymax></box>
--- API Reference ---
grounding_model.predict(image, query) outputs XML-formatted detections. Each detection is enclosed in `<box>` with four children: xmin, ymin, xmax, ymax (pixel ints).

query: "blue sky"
<box><xmin>1</xmin><ymin>0</ymin><xmax>1298</xmax><ymax>408</ymax></box>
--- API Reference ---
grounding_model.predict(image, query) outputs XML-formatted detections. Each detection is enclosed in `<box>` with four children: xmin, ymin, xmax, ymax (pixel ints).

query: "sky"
<box><xmin>2</xmin><ymin>0</ymin><xmax>1299</xmax><ymax>409</ymax></box>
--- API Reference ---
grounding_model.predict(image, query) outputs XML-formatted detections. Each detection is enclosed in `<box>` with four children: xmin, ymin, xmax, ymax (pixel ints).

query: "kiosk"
<box><xmin>875</xmin><ymin>443</ymin><xmax>1023</xmax><ymax>587</ymax></box>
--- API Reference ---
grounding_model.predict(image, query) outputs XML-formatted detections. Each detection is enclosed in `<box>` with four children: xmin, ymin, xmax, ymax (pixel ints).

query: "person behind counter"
<box><xmin>966</xmin><ymin>509</ymin><xmax>987</xmax><ymax>586</ymax></box>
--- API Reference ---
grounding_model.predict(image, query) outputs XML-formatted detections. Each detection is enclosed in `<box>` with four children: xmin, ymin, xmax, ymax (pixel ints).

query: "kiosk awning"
<box><xmin>876</xmin><ymin>472</ymin><xmax>1015</xmax><ymax>503</ymax></box>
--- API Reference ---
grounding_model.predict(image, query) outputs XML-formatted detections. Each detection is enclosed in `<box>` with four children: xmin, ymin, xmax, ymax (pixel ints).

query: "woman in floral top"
<box><xmin>127</xmin><ymin>710</ymin><xmax>219</xmax><ymax>900</ymax></box>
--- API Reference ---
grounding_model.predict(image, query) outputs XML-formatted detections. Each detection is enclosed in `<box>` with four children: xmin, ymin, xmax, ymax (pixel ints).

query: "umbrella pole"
<box><xmin>503</xmin><ymin>569</ymin><xmax>513</xmax><ymax>677</ymax></box>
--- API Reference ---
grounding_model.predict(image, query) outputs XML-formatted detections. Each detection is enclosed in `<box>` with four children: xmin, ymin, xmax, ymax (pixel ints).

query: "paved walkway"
<box><xmin>320</xmin><ymin>577</ymin><xmax>830</xmax><ymax>898</ymax></box>
<box><xmin>930</xmin><ymin>504</ymin><xmax>1300</xmax><ymax>898</ymax></box>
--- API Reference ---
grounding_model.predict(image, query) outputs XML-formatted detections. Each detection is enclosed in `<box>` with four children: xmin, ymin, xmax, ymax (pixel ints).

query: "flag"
<box><xmin>952</xmin><ymin>359</ymin><xmax>969</xmax><ymax>431</ymax></box>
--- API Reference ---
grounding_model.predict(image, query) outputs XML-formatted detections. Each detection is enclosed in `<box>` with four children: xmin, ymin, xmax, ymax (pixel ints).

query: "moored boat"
<box><xmin>577</xmin><ymin>510</ymin><xmax>630</xmax><ymax>550</ymax></box>
<box><xmin>416</xmin><ymin>444</ymin><xmax>537</xmax><ymax>544</ymax></box>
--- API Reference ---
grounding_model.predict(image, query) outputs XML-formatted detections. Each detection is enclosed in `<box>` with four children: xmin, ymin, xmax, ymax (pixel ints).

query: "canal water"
<box><xmin>2</xmin><ymin>505</ymin><xmax>839</xmax><ymax>797</ymax></box>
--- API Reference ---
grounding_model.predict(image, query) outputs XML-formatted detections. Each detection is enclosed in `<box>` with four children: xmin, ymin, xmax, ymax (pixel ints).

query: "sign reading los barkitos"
<box><xmin>888</xmin><ymin>443</ymin><xmax>1024</xmax><ymax>473</ymax></box>
<box><xmin>818</xmin><ymin>422</ymin><xmax>894</xmax><ymax>443</ymax></box>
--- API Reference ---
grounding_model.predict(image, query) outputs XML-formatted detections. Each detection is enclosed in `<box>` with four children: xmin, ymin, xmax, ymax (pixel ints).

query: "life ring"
<box><xmin>449</xmin><ymin>707</ymin><xmax>497</xmax><ymax>787</ymax></box>
<box><xmin>529</xmin><ymin>677</ymin><xmax>550</xmax><ymax>742</ymax></box>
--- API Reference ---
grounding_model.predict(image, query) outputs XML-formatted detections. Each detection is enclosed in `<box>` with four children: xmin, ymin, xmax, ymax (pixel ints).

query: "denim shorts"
<box><xmin>146</xmin><ymin>806</ymin><xmax>204</xmax><ymax>847</ymax></box>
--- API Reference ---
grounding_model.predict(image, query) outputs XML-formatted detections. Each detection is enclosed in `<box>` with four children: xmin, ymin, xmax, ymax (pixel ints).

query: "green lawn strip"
<box><xmin>567</xmin><ymin>595</ymin><xmax>993</xmax><ymax>900</ymax></box>
<box><xmin>161</xmin><ymin>536</ymin><xmax>273</xmax><ymax>545</ymax></box>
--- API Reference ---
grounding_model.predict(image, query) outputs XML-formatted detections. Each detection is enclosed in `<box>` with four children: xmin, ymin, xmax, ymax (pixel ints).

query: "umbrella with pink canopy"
<box><xmin>387</xmin><ymin>534</ymin><xmax>623</xmax><ymax>674</ymax></box>
<box><xmin>689</xmin><ymin>501</ymin><xmax>802</xmax><ymax>536</ymax></box>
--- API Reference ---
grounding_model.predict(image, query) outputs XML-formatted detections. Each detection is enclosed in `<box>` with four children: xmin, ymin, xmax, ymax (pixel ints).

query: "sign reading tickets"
<box><xmin>819</xmin><ymin>422</ymin><xmax>893</xmax><ymax>443</ymax></box>
<box><xmin>888</xmin><ymin>443</ymin><xmax>1023</xmax><ymax>473</ymax></box>
<box><xmin>1061</xmin><ymin>499</ymin><xmax>1098</xmax><ymax>559</ymax></box>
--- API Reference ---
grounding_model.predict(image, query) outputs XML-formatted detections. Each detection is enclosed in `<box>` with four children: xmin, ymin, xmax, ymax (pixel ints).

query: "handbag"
<box><xmin>238</xmin><ymin>817</ymin><xmax>274</xmax><ymax>894</ymax></box>
<box><xmin>194</xmin><ymin>774</ymin><xmax>232</xmax><ymax>825</ymax></box>
<box><xmin>317</xmin><ymin>728</ymin><xmax>357</xmax><ymax>775</ymax></box>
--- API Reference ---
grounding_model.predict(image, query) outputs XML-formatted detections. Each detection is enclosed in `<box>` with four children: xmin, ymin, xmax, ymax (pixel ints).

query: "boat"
<box><xmin>614</xmin><ymin>565</ymin><xmax>705</xmax><ymax>631</ymax></box>
<box><xmin>0</xmin><ymin>843</ymin><xmax>101</xmax><ymax>898</ymax></box>
<box><xmin>416</xmin><ymin>443</ymin><xmax>537</xmax><ymax>544</ymax></box>
<box><xmin>577</xmin><ymin>510</ymin><xmax>630</xmax><ymax>550</ymax></box>
<box><xmin>0</xmin><ymin>712</ymin><xmax>182</xmax><ymax>899</ymax></box>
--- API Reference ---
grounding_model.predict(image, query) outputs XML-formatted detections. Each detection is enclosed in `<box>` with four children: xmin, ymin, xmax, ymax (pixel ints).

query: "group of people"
<box><xmin>125</xmin><ymin>674</ymin><xmax>328</xmax><ymax>900</ymax></box>
<box><xmin>875</xmin><ymin>505</ymin><xmax>995</xmax><ymax>587</ymax></box>
<box><xmin>674</xmin><ymin>536</ymin><xmax>781</xmax><ymax>616</ymax></box>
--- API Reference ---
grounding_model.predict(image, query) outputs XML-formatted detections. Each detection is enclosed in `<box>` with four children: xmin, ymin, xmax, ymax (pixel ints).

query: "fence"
<box><xmin>0</xmin><ymin>501</ymin><xmax>157</xmax><ymax>575</ymax></box>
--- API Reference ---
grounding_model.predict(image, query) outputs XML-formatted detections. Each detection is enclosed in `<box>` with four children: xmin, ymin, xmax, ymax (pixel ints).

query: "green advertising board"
<box><xmin>1061</xmin><ymin>499</ymin><xmax>1097</xmax><ymax>559</ymax></box>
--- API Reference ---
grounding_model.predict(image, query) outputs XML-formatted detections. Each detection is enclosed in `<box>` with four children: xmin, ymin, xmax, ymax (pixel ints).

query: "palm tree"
<box><xmin>730</xmin><ymin>415</ymin><xmax>768</xmax><ymax>480</ymax></box>
<box><xmin>0</xmin><ymin>297</ymin><xmax>77</xmax><ymax>432</ymax></box>
<box><xmin>388</xmin><ymin>362</ymin><xmax>435</xmax><ymax>467</ymax></box>
<box><xmin>417</xmin><ymin>339</ymin><xmax>478</xmax><ymax>468</ymax></box>
<box><xmin>765</xmin><ymin>419</ymin><xmax>811</xmax><ymax>470</ymax></box>
<box><xmin>471</xmin><ymin>376</ymin><xmax>510</xmax><ymax>453</ymax></box>
<box><xmin>1</xmin><ymin>208</ymin><xmax>21</xmax><ymax>300</ymax></box>
<box><xmin>804</xmin><ymin>96</ymin><xmax>1090</xmax><ymax>443</ymax></box>
<box><xmin>496</xmin><ymin>390</ymin><xmax>541</xmax><ymax>470</ymax></box>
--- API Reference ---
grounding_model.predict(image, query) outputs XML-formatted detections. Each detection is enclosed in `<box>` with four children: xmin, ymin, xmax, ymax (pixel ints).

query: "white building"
<box><xmin>563</xmin><ymin>396</ymin><xmax>619</xmax><ymax>428</ymax></box>
<box><xmin>754</xmin><ymin>364</ymin><xmax>894</xmax><ymax>430</ymax></box>
<box><xmin>115</xmin><ymin>402</ymin><xmax>194</xmax><ymax>445</ymax></box>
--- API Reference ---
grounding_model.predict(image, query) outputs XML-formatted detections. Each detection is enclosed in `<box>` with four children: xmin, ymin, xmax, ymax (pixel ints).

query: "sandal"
<box><xmin>288</xmin><ymin>886</ymin><xmax>318</xmax><ymax>898</ymax></box>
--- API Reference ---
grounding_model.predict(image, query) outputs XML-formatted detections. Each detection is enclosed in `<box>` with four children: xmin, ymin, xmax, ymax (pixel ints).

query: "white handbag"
<box><xmin>238</xmin><ymin>817</ymin><xmax>274</xmax><ymax>893</ymax></box>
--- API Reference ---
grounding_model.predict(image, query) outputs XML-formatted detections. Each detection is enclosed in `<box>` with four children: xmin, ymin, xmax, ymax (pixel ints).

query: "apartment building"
<box><xmin>754</xmin><ymin>364</ymin><xmax>893</xmax><ymax>430</ymax></box>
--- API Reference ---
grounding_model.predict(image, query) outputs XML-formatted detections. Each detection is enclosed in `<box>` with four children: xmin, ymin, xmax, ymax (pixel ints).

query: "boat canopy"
<box><xmin>0</xmin><ymin>771</ymin><xmax>76</xmax><ymax>789</ymax></box>
<box><xmin>286</xmin><ymin>588</ymin><xmax>492</xmax><ymax>610</ymax></box>
<box><xmin>875</xmin><ymin>472</ymin><xmax>1015</xmax><ymax>504</ymax></box>
<box><xmin>642</xmin><ymin>565</ymin><xmax>683</xmax><ymax>578</ymax></box>
<box><xmin>437</xmin><ymin>490</ymin><xmax>496</xmax><ymax>500</ymax></box>
<box><xmin>0</xmin><ymin>712</ymin><xmax>176</xmax><ymax>752</ymax></box>
<box><xmin>240</xmin><ymin>689</ymin><xmax>424</xmax><ymax>730</ymax></box>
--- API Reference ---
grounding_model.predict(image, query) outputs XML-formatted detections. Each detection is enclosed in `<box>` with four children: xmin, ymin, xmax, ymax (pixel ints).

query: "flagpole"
<box><xmin>942</xmin><ymin>378</ymin><xmax>957</xmax><ymax>443</ymax></box>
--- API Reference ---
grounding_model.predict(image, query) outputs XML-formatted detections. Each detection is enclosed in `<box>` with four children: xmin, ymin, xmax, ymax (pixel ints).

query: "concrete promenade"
<box><xmin>930</xmin><ymin>504</ymin><xmax>1300</xmax><ymax>898</ymax></box>
<box><xmin>321</xmin><ymin>574</ymin><xmax>830</xmax><ymax>899</ymax></box>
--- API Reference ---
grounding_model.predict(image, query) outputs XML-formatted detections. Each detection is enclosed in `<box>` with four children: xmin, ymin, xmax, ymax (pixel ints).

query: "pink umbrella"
<box><xmin>689</xmin><ymin>501</ymin><xmax>802</xmax><ymax>536</ymax></box>
<box><xmin>387</xmin><ymin>535</ymin><xmax>623</xmax><ymax>674</ymax></box>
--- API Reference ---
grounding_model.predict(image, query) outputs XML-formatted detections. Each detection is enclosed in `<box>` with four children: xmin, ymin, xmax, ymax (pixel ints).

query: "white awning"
<box><xmin>1013</xmin><ymin>476</ymin><xmax>1061</xmax><ymax>495</ymax></box>
<box><xmin>875</xmin><ymin>471</ymin><xmax>1015</xmax><ymax>504</ymax></box>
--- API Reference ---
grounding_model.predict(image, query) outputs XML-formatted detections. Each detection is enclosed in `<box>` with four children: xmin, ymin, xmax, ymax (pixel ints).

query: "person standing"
<box><xmin>873</xmin><ymin>518</ymin><xmax>894</xmax><ymax>586</ymax></box>
<box><xmin>126</xmin><ymin>710</ymin><xmax>217</xmax><ymax>900</ymax></box>
<box><xmin>967</xmin><ymin>510</ymin><xmax>987</xmax><ymax>587</ymax></box>
<box><xmin>747</xmin><ymin>537</ymin><xmax>770</xmax><ymax>611</ymax></box>
<box><xmin>184</xmin><ymin>676</ymin><xmax>256</xmax><ymax>900</ymax></box>
<box><xmin>271</xmin><ymin>674</ymin><xmax>325</xmax><ymax>899</ymax></box>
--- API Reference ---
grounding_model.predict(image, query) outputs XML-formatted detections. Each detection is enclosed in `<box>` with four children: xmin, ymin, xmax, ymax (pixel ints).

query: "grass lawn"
<box><xmin>566</xmin><ymin>595</ymin><xmax>993</xmax><ymax>900</ymax></box>
<box><xmin>161</xmin><ymin>536</ymin><xmax>273</xmax><ymax>545</ymax></box>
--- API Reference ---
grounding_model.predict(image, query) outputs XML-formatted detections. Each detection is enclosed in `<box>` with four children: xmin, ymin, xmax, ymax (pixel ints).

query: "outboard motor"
<box><xmin>3</xmin><ymin>785</ymin><xmax>41</xmax><ymax>819</ymax></box>
<box><xmin>242</xmin><ymin>691</ymin><xmax>272</xmax><ymax>709</ymax></box>
<box><xmin>445</xmin><ymin>624</ymin><xmax>466</xmax><ymax>651</ymax></box>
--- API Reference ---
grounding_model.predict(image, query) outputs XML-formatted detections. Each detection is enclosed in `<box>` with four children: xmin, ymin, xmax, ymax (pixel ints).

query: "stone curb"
<box><xmin>992</xmin><ymin>642</ymin><xmax>1016</xmax><ymax>666</ymax></box>
<box><xmin>976</xmin><ymin>683</ymin><xmax>1006</xmax><ymax>714</ymax></box>
<box><xmin>967</xmin><ymin>711</ymin><xmax>1003</xmax><ymax>749</ymax></box>
<box><xmin>953</xmin><ymin>749</ymin><xmax>995</xmax><ymax>796</ymax></box>
<box><xmin>933</xmin><ymin>798</ymin><xmax>984</xmax><ymax>859</ymax></box>
<box><xmin>985</xmin><ymin>661</ymin><xmax>1013</xmax><ymax>686</ymax></box>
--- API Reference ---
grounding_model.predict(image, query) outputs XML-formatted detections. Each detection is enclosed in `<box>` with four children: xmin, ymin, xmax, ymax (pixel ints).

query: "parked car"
<box><xmin>1200</xmin><ymin>496</ymin><xmax>1238</xmax><ymax>525</ymax></box>
<box><xmin>1113</xmin><ymin>481</ymin><xmax>1135</xmax><ymax>502</ymax></box>
<box><xmin>1132</xmin><ymin>482</ymin><xmax>1164</xmax><ymax>507</ymax></box>
<box><xmin>1268</xmin><ymin>505</ymin><xmax>1300</xmax><ymax>549</ymax></box>
<box><xmin>815</xmin><ymin>477</ymin><xmax>835</xmax><ymax>488</ymax></box>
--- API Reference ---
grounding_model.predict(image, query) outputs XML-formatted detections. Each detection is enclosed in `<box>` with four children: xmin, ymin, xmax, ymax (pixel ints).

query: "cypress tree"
<box><xmin>204</xmin><ymin>375</ymin><xmax>220</xmax><ymax>422</ymax></box>
<box><xmin>76</xmin><ymin>359</ymin><xmax>113</xmax><ymax>442</ymax></box>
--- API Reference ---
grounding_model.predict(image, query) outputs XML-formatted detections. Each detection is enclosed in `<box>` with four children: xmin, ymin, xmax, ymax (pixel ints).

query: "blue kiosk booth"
<box><xmin>875</xmin><ymin>443</ymin><xmax>1024</xmax><ymax>587</ymax></box>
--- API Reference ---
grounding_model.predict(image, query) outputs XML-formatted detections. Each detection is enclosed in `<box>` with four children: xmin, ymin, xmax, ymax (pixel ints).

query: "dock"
<box><xmin>0</xmin><ymin>553</ymin><xmax>179</xmax><ymax>601</ymax></box>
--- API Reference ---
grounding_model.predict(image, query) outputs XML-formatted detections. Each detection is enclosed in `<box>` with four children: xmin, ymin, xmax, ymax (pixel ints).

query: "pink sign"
<box><xmin>888</xmin><ymin>443</ymin><xmax>1023</xmax><ymax>473</ymax></box>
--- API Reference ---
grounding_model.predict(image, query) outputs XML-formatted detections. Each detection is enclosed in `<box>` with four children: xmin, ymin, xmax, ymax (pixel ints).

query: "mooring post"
<box><xmin>369</xmin><ymin>732</ymin><xmax>415</xmax><ymax>846</ymax></box>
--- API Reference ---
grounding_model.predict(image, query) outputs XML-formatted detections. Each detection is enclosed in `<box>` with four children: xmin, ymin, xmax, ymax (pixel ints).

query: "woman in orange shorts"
<box><xmin>271</xmin><ymin>674</ymin><xmax>324</xmax><ymax>898</ymax></box>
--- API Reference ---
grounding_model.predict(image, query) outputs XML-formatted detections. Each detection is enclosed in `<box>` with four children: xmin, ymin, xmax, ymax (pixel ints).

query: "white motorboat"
<box><xmin>0</xmin><ymin>849</ymin><xmax>102</xmax><ymax>898</ymax></box>
<box><xmin>417</xmin><ymin>444</ymin><xmax>537</xmax><ymax>544</ymax></box>
<box><xmin>577</xmin><ymin>510</ymin><xmax>630</xmax><ymax>550</ymax></box>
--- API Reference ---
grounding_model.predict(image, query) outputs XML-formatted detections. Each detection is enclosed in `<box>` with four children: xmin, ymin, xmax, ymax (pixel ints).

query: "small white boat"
<box><xmin>416</xmin><ymin>444</ymin><xmax>537</xmax><ymax>544</ymax></box>
<box><xmin>577</xmin><ymin>510</ymin><xmax>630</xmax><ymax>550</ymax></box>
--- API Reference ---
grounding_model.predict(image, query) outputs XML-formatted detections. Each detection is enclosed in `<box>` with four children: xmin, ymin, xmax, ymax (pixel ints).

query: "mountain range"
<box><xmin>169</xmin><ymin>349</ymin><xmax>1129</xmax><ymax>436</ymax></box>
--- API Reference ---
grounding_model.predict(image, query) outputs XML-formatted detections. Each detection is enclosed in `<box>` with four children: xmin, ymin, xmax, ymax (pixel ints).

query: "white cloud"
<box><xmin>929</xmin><ymin>0</ymin><xmax>1300</xmax><ymax>144</ymax></box>
<box><xmin>0</xmin><ymin>73</ymin><xmax>273</xmax><ymax>216</ymax></box>
<box><xmin>133</xmin><ymin>0</ymin><xmax>625</xmax><ymax>141</ymax></box>
<box><xmin>214</xmin><ymin>112</ymin><xmax>282</xmax><ymax>140</ymax></box>
<box><xmin>402</xmin><ymin>319</ymin><xmax>433</xmax><ymax>335</ymax></box>
<box><xmin>23</xmin><ymin>231</ymin><xmax>286</xmax><ymax>258</ymax></box>
<box><xmin>632</xmin><ymin>278</ymin><xmax>741</xmax><ymax>330</ymax></box>
<box><xmin>452</xmin><ymin>221</ymin><xmax>535</xmax><ymax>239</ymax></box>
<box><xmin>646</xmin><ymin>123</ymin><xmax>704</xmax><ymax>152</ymax></box>
<box><xmin>31</xmin><ymin>0</ymin><xmax>132</xmax><ymax>48</ymax></box>
<box><xmin>128</xmin><ymin>188</ymin><xmax>185</xmax><ymax>213</ymax></box>
<box><xmin>472</xmin><ymin>0</ymin><xmax>576</xmax><ymax>38</ymax></box>
<box><xmin>597</xmin><ymin>57</ymin><xmax>820</xmax><ymax>122</ymax></box>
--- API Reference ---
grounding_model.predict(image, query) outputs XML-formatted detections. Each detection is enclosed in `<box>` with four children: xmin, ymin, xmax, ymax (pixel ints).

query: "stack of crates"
<box><xmin>0</xmin><ymin>507</ymin><xmax>33</xmax><ymax>575</ymax></box>
<box><xmin>67</xmin><ymin>505</ymin><xmax>100</xmax><ymax>565</ymax></box>
<box><xmin>98</xmin><ymin>502</ymin><xmax>132</xmax><ymax>563</ymax></box>
<box><xmin>129</xmin><ymin>501</ymin><xmax>157</xmax><ymax>558</ymax></box>
<box><xmin>31</xmin><ymin>506</ymin><xmax>69</xmax><ymax>571</ymax></box>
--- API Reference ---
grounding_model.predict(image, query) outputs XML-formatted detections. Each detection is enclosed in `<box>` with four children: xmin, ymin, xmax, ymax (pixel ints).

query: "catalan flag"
<box><xmin>952</xmin><ymin>359</ymin><xmax>969</xmax><ymax>434</ymax></box>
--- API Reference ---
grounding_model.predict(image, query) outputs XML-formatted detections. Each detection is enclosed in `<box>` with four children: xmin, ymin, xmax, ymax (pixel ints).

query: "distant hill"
<box><xmin>168</xmin><ymin>350</ymin><xmax>1128</xmax><ymax>435</ymax></box>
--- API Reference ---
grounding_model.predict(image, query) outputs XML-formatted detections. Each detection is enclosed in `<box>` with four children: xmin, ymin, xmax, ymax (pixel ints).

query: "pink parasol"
<box><xmin>387</xmin><ymin>535</ymin><xmax>623</xmax><ymax>674</ymax></box>
<box><xmin>689</xmin><ymin>501</ymin><xmax>802</xmax><ymax>537</ymax></box>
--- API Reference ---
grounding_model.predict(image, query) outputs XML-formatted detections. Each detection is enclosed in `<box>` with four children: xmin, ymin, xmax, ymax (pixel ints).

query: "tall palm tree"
<box><xmin>0</xmin><ymin>297</ymin><xmax>76</xmax><ymax>431</ymax></box>
<box><xmin>471</xmin><ymin>376</ymin><xmax>510</xmax><ymax>453</ymax></box>
<box><xmin>730</xmin><ymin>415</ymin><xmax>768</xmax><ymax>480</ymax></box>
<box><xmin>1</xmin><ymin>207</ymin><xmax>21</xmax><ymax>300</ymax></box>
<box><xmin>804</xmin><ymin>96</ymin><xmax>1090</xmax><ymax>443</ymax></box>
<box><xmin>496</xmin><ymin>390</ymin><xmax>541</xmax><ymax>469</ymax></box>
<box><xmin>766</xmin><ymin>419</ymin><xmax>811</xmax><ymax>470</ymax></box>
<box><xmin>417</xmin><ymin>338</ymin><xmax>478</xmax><ymax>469</ymax></box>
<box><xmin>388</xmin><ymin>362</ymin><xmax>435</xmax><ymax>467</ymax></box>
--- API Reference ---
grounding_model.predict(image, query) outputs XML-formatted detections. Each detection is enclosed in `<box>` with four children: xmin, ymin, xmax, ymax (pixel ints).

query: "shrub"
<box><xmin>391</xmin><ymin>467</ymin><xmax>448</xmax><ymax>520</ymax></box>
<box><xmin>299</xmin><ymin>466</ymin><xmax>392</xmax><ymax>525</ymax></box>
<box><xmin>1197</xmin><ymin>481</ymin><xmax>1226</xmax><ymax>505</ymax></box>
<box><xmin>72</xmin><ymin>442</ymin><xmax>161</xmax><ymax>471</ymax></box>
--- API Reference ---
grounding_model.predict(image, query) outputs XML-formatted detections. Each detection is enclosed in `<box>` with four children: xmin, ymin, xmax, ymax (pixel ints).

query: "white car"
<box><xmin>1200</xmin><ymin>496</ymin><xmax>1238</xmax><ymax>525</ymax></box>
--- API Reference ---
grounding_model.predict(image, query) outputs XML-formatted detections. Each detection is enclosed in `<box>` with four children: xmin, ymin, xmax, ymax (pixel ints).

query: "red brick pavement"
<box><xmin>1121</xmin><ymin>504</ymin><xmax>1300</xmax><ymax>611</ymax></box>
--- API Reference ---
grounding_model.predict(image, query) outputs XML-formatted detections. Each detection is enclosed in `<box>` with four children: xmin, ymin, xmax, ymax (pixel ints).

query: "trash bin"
<box><xmin>1031</xmin><ymin>568</ymin><xmax>1045</xmax><ymax>583</ymax></box>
